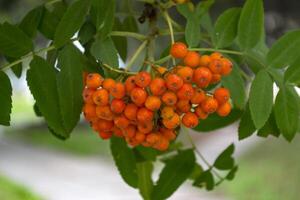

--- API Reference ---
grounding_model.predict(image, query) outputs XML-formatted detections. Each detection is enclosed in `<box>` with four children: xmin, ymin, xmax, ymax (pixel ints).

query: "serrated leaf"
<box><xmin>33</xmin><ymin>102</ymin><xmax>43</xmax><ymax>117</ymax></box>
<box><xmin>214</xmin><ymin>144</ymin><xmax>235</xmax><ymax>170</ymax></box>
<box><xmin>137</xmin><ymin>162</ymin><xmax>153</xmax><ymax>200</ymax></box>
<box><xmin>90</xmin><ymin>0</ymin><xmax>115</xmax><ymax>38</ymax></box>
<box><xmin>238</xmin><ymin>104</ymin><xmax>256</xmax><ymax>140</ymax></box>
<box><xmin>221</xmin><ymin>64</ymin><xmax>246</xmax><ymax>109</ymax></box>
<box><xmin>185</xmin><ymin>17</ymin><xmax>200</xmax><ymax>47</ymax></box>
<box><xmin>214</xmin><ymin>8</ymin><xmax>241</xmax><ymax>48</ymax></box>
<box><xmin>257</xmin><ymin>109</ymin><xmax>280</xmax><ymax>138</ymax></box>
<box><xmin>54</xmin><ymin>0</ymin><xmax>91</xmax><ymax>48</ymax></box>
<box><xmin>27</xmin><ymin>56</ymin><xmax>67</xmax><ymax>137</ymax></box>
<box><xmin>226</xmin><ymin>166</ymin><xmax>238</xmax><ymax>180</ymax></box>
<box><xmin>249</xmin><ymin>69</ymin><xmax>274</xmax><ymax>129</ymax></box>
<box><xmin>194</xmin><ymin>109</ymin><xmax>242</xmax><ymax>132</ymax></box>
<box><xmin>19</xmin><ymin>6</ymin><xmax>44</xmax><ymax>38</ymax></box>
<box><xmin>0</xmin><ymin>23</ymin><xmax>33</xmax><ymax>57</ymax></box>
<box><xmin>0</xmin><ymin>71</ymin><xmax>12</xmax><ymax>126</ymax></box>
<box><xmin>110</xmin><ymin>137</ymin><xmax>138</xmax><ymax>188</ymax></box>
<box><xmin>193</xmin><ymin>170</ymin><xmax>214</xmax><ymax>191</ymax></box>
<box><xmin>38</xmin><ymin>2</ymin><xmax>67</xmax><ymax>39</ymax></box>
<box><xmin>238</xmin><ymin>0</ymin><xmax>264</xmax><ymax>49</ymax></box>
<box><xmin>284</xmin><ymin>56</ymin><xmax>300</xmax><ymax>86</ymax></box>
<box><xmin>274</xmin><ymin>86</ymin><xmax>300</xmax><ymax>141</ymax></box>
<box><xmin>78</xmin><ymin>20</ymin><xmax>96</xmax><ymax>45</ymax></box>
<box><xmin>151</xmin><ymin>149</ymin><xmax>195</xmax><ymax>200</ymax></box>
<box><xmin>57</xmin><ymin>44</ymin><xmax>84</xmax><ymax>133</ymax></box>
<box><xmin>91</xmin><ymin>37</ymin><xmax>118</xmax><ymax>67</ymax></box>
<box><xmin>267</xmin><ymin>30</ymin><xmax>300</xmax><ymax>68</ymax></box>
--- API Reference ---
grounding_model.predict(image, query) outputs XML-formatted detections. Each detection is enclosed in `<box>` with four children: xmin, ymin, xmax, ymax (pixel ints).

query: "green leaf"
<box><xmin>137</xmin><ymin>162</ymin><xmax>153</xmax><ymax>200</ymax></box>
<box><xmin>185</xmin><ymin>17</ymin><xmax>200</xmax><ymax>47</ymax></box>
<box><xmin>189</xmin><ymin>163</ymin><xmax>203</xmax><ymax>180</ymax></box>
<box><xmin>38</xmin><ymin>3</ymin><xmax>67</xmax><ymax>39</ymax></box>
<box><xmin>238</xmin><ymin>0</ymin><xmax>264</xmax><ymax>49</ymax></box>
<box><xmin>6</xmin><ymin>57</ymin><xmax>22</xmax><ymax>78</ymax></box>
<box><xmin>91</xmin><ymin>37</ymin><xmax>119</xmax><ymax>67</ymax></box>
<box><xmin>0</xmin><ymin>71</ymin><xmax>12</xmax><ymax>126</ymax></box>
<box><xmin>110</xmin><ymin>137</ymin><xmax>138</xmax><ymax>188</ymax></box>
<box><xmin>284</xmin><ymin>56</ymin><xmax>300</xmax><ymax>86</ymax></box>
<box><xmin>54</xmin><ymin>0</ymin><xmax>91</xmax><ymax>48</ymax></box>
<box><xmin>200</xmin><ymin>13</ymin><xmax>214</xmax><ymax>37</ymax></box>
<box><xmin>195</xmin><ymin>0</ymin><xmax>215</xmax><ymax>20</ymax></box>
<box><xmin>123</xmin><ymin>15</ymin><xmax>138</xmax><ymax>33</ymax></box>
<box><xmin>257</xmin><ymin>109</ymin><xmax>280</xmax><ymax>138</ymax></box>
<box><xmin>274</xmin><ymin>86</ymin><xmax>300</xmax><ymax>141</ymax></box>
<box><xmin>33</xmin><ymin>102</ymin><xmax>43</xmax><ymax>118</ymax></box>
<box><xmin>134</xmin><ymin>146</ymin><xmax>157</xmax><ymax>162</ymax></box>
<box><xmin>194</xmin><ymin>109</ymin><xmax>242</xmax><ymax>132</ymax></box>
<box><xmin>90</xmin><ymin>0</ymin><xmax>115</xmax><ymax>38</ymax></box>
<box><xmin>19</xmin><ymin>6</ymin><xmax>44</xmax><ymax>38</ymax></box>
<box><xmin>0</xmin><ymin>23</ymin><xmax>33</xmax><ymax>57</ymax></box>
<box><xmin>57</xmin><ymin>44</ymin><xmax>84</xmax><ymax>133</ymax></box>
<box><xmin>214</xmin><ymin>144</ymin><xmax>235</xmax><ymax>170</ymax></box>
<box><xmin>193</xmin><ymin>170</ymin><xmax>214</xmax><ymax>191</ymax></box>
<box><xmin>27</xmin><ymin>56</ymin><xmax>66</xmax><ymax>137</ymax></box>
<box><xmin>221</xmin><ymin>64</ymin><xmax>246</xmax><ymax>109</ymax></box>
<box><xmin>226</xmin><ymin>166</ymin><xmax>238</xmax><ymax>180</ymax></box>
<box><xmin>238</xmin><ymin>104</ymin><xmax>256</xmax><ymax>140</ymax></box>
<box><xmin>112</xmin><ymin>18</ymin><xmax>128</xmax><ymax>62</ymax></box>
<box><xmin>267</xmin><ymin>30</ymin><xmax>300</xmax><ymax>68</ymax></box>
<box><xmin>249</xmin><ymin>69</ymin><xmax>274</xmax><ymax>129</ymax></box>
<box><xmin>151</xmin><ymin>149</ymin><xmax>195</xmax><ymax>200</ymax></box>
<box><xmin>78</xmin><ymin>20</ymin><xmax>96</xmax><ymax>45</ymax></box>
<box><xmin>213</xmin><ymin>8</ymin><xmax>241</xmax><ymax>48</ymax></box>
<box><xmin>176</xmin><ymin>3</ymin><xmax>193</xmax><ymax>19</ymax></box>
<box><xmin>46</xmin><ymin>46</ymin><xmax>58</xmax><ymax>67</ymax></box>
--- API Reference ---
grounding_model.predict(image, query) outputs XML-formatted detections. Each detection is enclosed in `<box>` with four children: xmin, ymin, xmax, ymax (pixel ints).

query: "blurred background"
<box><xmin>0</xmin><ymin>0</ymin><xmax>300</xmax><ymax>199</ymax></box>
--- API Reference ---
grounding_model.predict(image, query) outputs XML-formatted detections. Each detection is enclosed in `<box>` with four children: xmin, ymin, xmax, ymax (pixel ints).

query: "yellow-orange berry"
<box><xmin>193</xmin><ymin>67</ymin><xmax>212</xmax><ymax>88</ymax></box>
<box><xmin>183</xmin><ymin>51</ymin><xmax>201</xmax><ymax>68</ymax></box>
<box><xmin>125</xmin><ymin>76</ymin><xmax>136</xmax><ymax>94</ymax></box>
<box><xmin>103</xmin><ymin>78</ymin><xmax>116</xmax><ymax>91</ymax></box>
<box><xmin>177</xmin><ymin>66</ymin><xmax>194</xmax><ymax>83</ymax></box>
<box><xmin>195</xmin><ymin>106</ymin><xmax>208</xmax><ymax>120</ymax></box>
<box><xmin>110</xmin><ymin>99</ymin><xmax>126</xmax><ymax>114</ymax></box>
<box><xmin>137</xmin><ymin>122</ymin><xmax>153</xmax><ymax>134</ymax></box>
<box><xmin>162</xmin><ymin>91</ymin><xmax>178</xmax><ymax>106</ymax></box>
<box><xmin>170</xmin><ymin>42</ymin><xmax>188</xmax><ymax>58</ymax></box>
<box><xmin>182</xmin><ymin>112</ymin><xmax>199</xmax><ymax>128</ymax></box>
<box><xmin>110</xmin><ymin>82</ymin><xmax>125</xmax><ymax>99</ymax></box>
<box><xmin>135</xmin><ymin>72</ymin><xmax>151</xmax><ymax>88</ymax></box>
<box><xmin>114</xmin><ymin>115</ymin><xmax>130</xmax><ymax>129</ymax></box>
<box><xmin>162</xmin><ymin>113</ymin><xmax>180</xmax><ymax>129</ymax></box>
<box><xmin>166</xmin><ymin>74</ymin><xmax>184</xmax><ymax>91</ymax></box>
<box><xmin>217</xmin><ymin>101</ymin><xmax>231</xmax><ymax>117</ymax></box>
<box><xmin>131</xmin><ymin>87</ymin><xmax>148</xmax><ymax>106</ymax></box>
<box><xmin>150</xmin><ymin>78</ymin><xmax>167</xmax><ymax>96</ymax></box>
<box><xmin>124</xmin><ymin>103</ymin><xmax>138</xmax><ymax>121</ymax></box>
<box><xmin>214</xmin><ymin>87</ymin><xmax>230</xmax><ymax>105</ymax></box>
<box><xmin>201</xmin><ymin>97</ymin><xmax>219</xmax><ymax>113</ymax></box>
<box><xmin>96</xmin><ymin>105</ymin><xmax>114</xmax><ymax>121</ymax></box>
<box><xmin>145</xmin><ymin>96</ymin><xmax>162</xmax><ymax>111</ymax></box>
<box><xmin>86</xmin><ymin>73</ymin><xmax>103</xmax><ymax>89</ymax></box>
<box><xmin>92</xmin><ymin>89</ymin><xmax>109</xmax><ymax>106</ymax></box>
<box><xmin>83</xmin><ymin>88</ymin><xmax>95</xmax><ymax>104</ymax></box>
<box><xmin>208</xmin><ymin>59</ymin><xmax>223</xmax><ymax>74</ymax></box>
<box><xmin>191</xmin><ymin>89</ymin><xmax>206</xmax><ymax>104</ymax></box>
<box><xmin>137</xmin><ymin>107</ymin><xmax>154</xmax><ymax>123</ymax></box>
<box><xmin>176</xmin><ymin>83</ymin><xmax>194</xmax><ymax>100</ymax></box>
<box><xmin>199</xmin><ymin>55</ymin><xmax>211</xmax><ymax>67</ymax></box>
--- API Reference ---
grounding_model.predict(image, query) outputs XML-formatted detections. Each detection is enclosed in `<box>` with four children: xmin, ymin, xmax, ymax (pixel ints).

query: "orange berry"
<box><xmin>166</xmin><ymin>74</ymin><xmax>184</xmax><ymax>91</ymax></box>
<box><xmin>176</xmin><ymin>83</ymin><xmax>194</xmax><ymax>100</ymax></box>
<box><xmin>210</xmin><ymin>74</ymin><xmax>221</xmax><ymax>84</ymax></box>
<box><xmin>160</xmin><ymin>128</ymin><xmax>176</xmax><ymax>141</ymax></box>
<box><xmin>83</xmin><ymin>88</ymin><xmax>95</xmax><ymax>104</ymax></box>
<box><xmin>162</xmin><ymin>91</ymin><xmax>178</xmax><ymax>106</ymax></box>
<box><xmin>123</xmin><ymin>125</ymin><xmax>136</xmax><ymax>138</ymax></box>
<box><xmin>97</xmin><ymin>119</ymin><xmax>114</xmax><ymax>131</ymax></box>
<box><xmin>86</xmin><ymin>73</ymin><xmax>103</xmax><ymax>89</ymax></box>
<box><xmin>214</xmin><ymin>87</ymin><xmax>230</xmax><ymax>105</ymax></box>
<box><xmin>110</xmin><ymin>99</ymin><xmax>126</xmax><ymax>114</ymax></box>
<box><xmin>220</xmin><ymin>58</ymin><xmax>233</xmax><ymax>76</ymax></box>
<box><xmin>161</xmin><ymin>106</ymin><xmax>175</xmax><ymax>119</ymax></box>
<box><xmin>114</xmin><ymin>115</ymin><xmax>130</xmax><ymax>129</ymax></box>
<box><xmin>170</xmin><ymin>42</ymin><xmax>188</xmax><ymax>59</ymax></box>
<box><xmin>210</xmin><ymin>52</ymin><xmax>223</xmax><ymax>60</ymax></box>
<box><xmin>191</xmin><ymin>89</ymin><xmax>206</xmax><ymax>104</ymax></box>
<box><xmin>146</xmin><ymin>133</ymin><xmax>160</xmax><ymax>145</ymax></box>
<box><xmin>176</xmin><ymin>100</ymin><xmax>191</xmax><ymax>113</ymax></box>
<box><xmin>135</xmin><ymin>131</ymin><xmax>146</xmax><ymax>143</ymax></box>
<box><xmin>217</xmin><ymin>101</ymin><xmax>231</xmax><ymax>117</ymax></box>
<box><xmin>131</xmin><ymin>87</ymin><xmax>148</xmax><ymax>106</ymax></box>
<box><xmin>208</xmin><ymin>59</ymin><xmax>223</xmax><ymax>74</ymax></box>
<box><xmin>98</xmin><ymin>131</ymin><xmax>112</xmax><ymax>140</ymax></box>
<box><xmin>103</xmin><ymin>78</ymin><xmax>116</xmax><ymax>91</ymax></box>
<box><xmin>113</xmin><ymin>126</ymin><xmax>123</xmax><ymax>137</ymax></box>
<box><xmin>177</xmin><ymin>66</ymin><xmax>194</xmax><ymax>83</ymax></box>
<box><xmin>199</xmin><ymin>55</ymin><xmax>211</xmax><ymax>67</ymax></box>
<box><xmin>135</xmin><ymin>71</ymin><xmax>151</xmax><ymax>88</ymax></box>
<box><xmin>96</xmin><ymin>105</ymin><xmax>113</xmax><ymax>121</ymax></box>
<box><xmin>137</xmin><ymin>122</ymin><xmax>153</xmax><ymax>134</ymax></box>
<box><xmin>83</xmin><ymin>103</ymin><xmax>97</xmax><ymax>121</ymax></box>
<box><xmin>92</xmin><ymin>89</ymin><xmax>109</xmax><ymax>106</ymax></box>
<box><xmin>201</xmin><ymin>97</ymin><xmax>219</xmax><ymax>113</ymax></box>
<box><xmin>162</xmin><ymin>113</ymin><xmax>180</xmax><ymax>129</ymax></box>
<box><xmin>124</xmin><ymin>103</ymin><xmax>138</xmax><ymax>121</ymax></box>
<box><xmin>182</xmin><ymin>112</ymin><xmax>199</xmax><ymax>128</ymax></box>
<box><xmin>154</xmin><ymin>136</ymin><xmax>169</xmax><ymax>151</ymax></box>
<box><xmin>183</xmin><ymin>51</ymin><xmax>201</xmax><ymax>68</ymax></box>
<box><xmin>150</xmin><ymin>78</ymin><xmax>167</xmax><ymax>96</ymax></box>
<box><xmin>195</xmin><ymin>106</ymin><xmax>208</xmax><ymax>120</ymax></box>
<box><xmin>145</xmin><ymin>96</ymin><xmax>162</xmax><ymax>111</ymax></box>
<box><xmin>193</xmin><ymin>67</ymin><xmax>212</xmax><ymax>88</ymax></box>
<box><xmin>110</xmin><ymin>82</ymin><xmax>125</xmax><ymax>99</ymax></box>
<box><xmin>125</xmin><ymin>76</ymin><xmax>136</xmax><ymax>94</ymax></box>
<box><xmin>137</xmin><ymin>107</ymin><xmax>154</xmax><ymax>123</ymax></box>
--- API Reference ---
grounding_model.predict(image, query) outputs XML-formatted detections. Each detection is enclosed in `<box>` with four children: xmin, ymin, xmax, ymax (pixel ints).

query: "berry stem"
<box><xmin>126</xmin><ymin>40</ymin><xmax>148</xmax><ymax>71</ymax></box>
<box><xmin>163</xmin><ymin>11</ymin><xmax>176</xmax><ymax>65</ymax></box>
<box><xmin>189</xmin><ymin>48</ymin><xmax>244</xmax><ymax>56</ymax></box>
<box><xmin>110</xmin><ymin>31</ymin><xmax>147</xmax><ymax>41</ymax></box>
<box><xmin>45</xmin><ymin>0</ymin><xmax>61</xmax><ymax>6</ymax></box>
<box><xmin>102</xmin><ymin>63</ymin><xmax>137</xmax><ymax>75</ymax></box>
<box><xmin>154</xmin><ymin>55</ymin><xmax>171</xmax><ymax>65</ymax></box>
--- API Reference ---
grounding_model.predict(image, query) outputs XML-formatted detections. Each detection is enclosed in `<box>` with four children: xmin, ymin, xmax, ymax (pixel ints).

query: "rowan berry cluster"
<box><xmin>82</xmin><ymin>42</ymin><xmax>233</xmax><ymax>151</ymax></box>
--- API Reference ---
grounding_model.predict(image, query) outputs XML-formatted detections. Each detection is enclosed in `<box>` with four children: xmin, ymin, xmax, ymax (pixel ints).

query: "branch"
<box><xmin>110</xmin><ymin>31</ymin><xmax>147</xmax><ymax>41</ymax></box>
